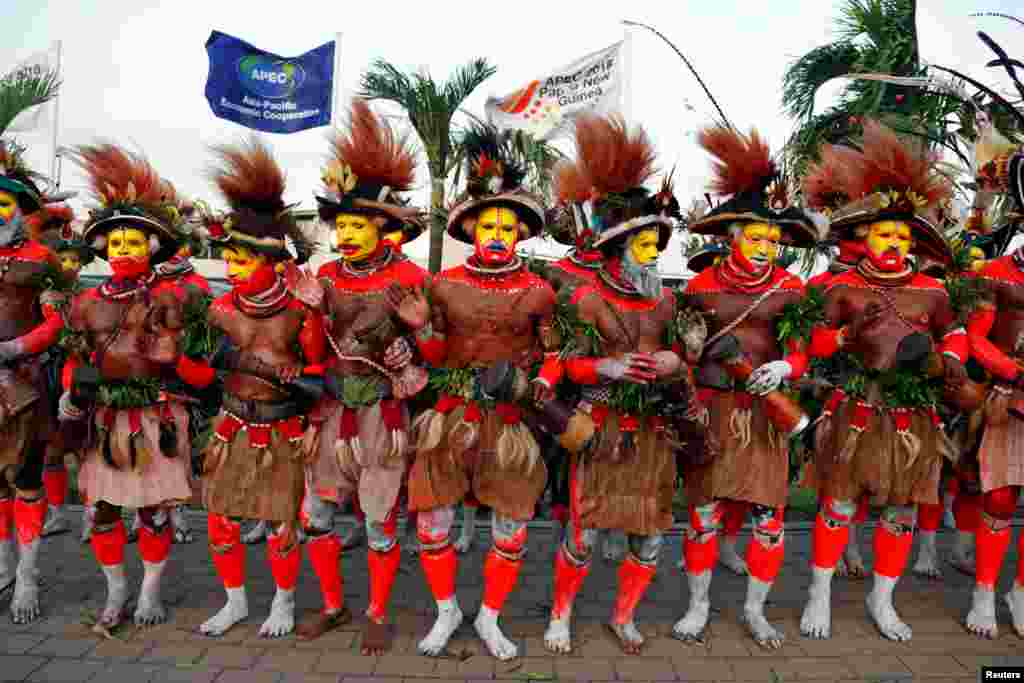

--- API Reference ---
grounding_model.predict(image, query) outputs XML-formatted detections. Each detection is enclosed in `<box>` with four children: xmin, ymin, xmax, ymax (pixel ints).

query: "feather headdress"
<box><xmin>569</xmin><ymin>113</ymin><xmax>676</xmax><ymax>252</ymax></box>
<box><xmin>0</xmin><ymin>141</ymin><xmax>43</xmax><ymax>212</ymax></box>
<box><xmin>318</xmin><ymin>99</ymin><xmax>424</xmax><ymax>243</ymax></box>
<box><xmin>544</xmin><ymin>159</ymin><xmax>592</xmax><ymax>247</ymax></box>
<box><xmin>207</xmin><ymin>136</ymin><xmax>313</xmax><ymax>265</ymax></box>
<box><xmin>827</xmin><ymin>119</ymin><xmax>953</xmax><ymax>265</ymax></box>
<box><xmin>446</xmin><ymin>122</ymin><xmax>545</xmax><ymax>244</ymax></box>
<box><xmin>70</xmin><ymin>142</ymin><xmax>182</xmax><ymax>262</ymax></box>
<box><xmin>690</xmin><ymin>124</ymin><xmax>817</xmax><ymax>246</ymax></box>
<box><xmin>0</xmin><ymin>65</ymin><xmax>59</xmax><ymax>212</ymax></box>
<box><xmin>33</xmin><ymin>204</ymin><xmax>93</xmax><ymax>265</ymax></box>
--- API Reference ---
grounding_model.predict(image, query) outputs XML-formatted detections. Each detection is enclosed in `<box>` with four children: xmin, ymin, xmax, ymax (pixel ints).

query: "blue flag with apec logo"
<box><xmin>204</xmin><ymin>31</ymin><xmax>335</xmax><ymax>134</ymax></box>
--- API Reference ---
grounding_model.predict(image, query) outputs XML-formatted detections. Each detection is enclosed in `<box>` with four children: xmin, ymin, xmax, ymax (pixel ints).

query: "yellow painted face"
<box><xmin>473</xmin><ymin>206</ymin><xmax>521</xmax><ymax>264</ymax></box>
<box><xmin>222</xmin><ymin>244</ymin><xmax>267</xmax><ymax>283</ymax></box>
<box><xmin>865</xmin><ymin>220</ymin><xmax>912</xmax><ymax>268</ymax></box>
<box><xmin>628</xmin><ymin>228</ymin><xmax>660</xmax><ymax>266</ymax></box>
<box><xmin>0</xmin><ymin>190</ymin><xmax>18</xmax><ymax>224</ymax></box>
<box><xmin>58</xmin><ymin>250</ymin><xmax>81</xmax><ymax>276</ymax></box>
<box><xmin>106</xmin><ymin>228</ymin><xmax>150</xmax><ymax>260</ymax></box>
<box><xmin>968</xmin><ymin>246</ymin><xmax>987</xmax><ymax>273</ymax></box>
<box><xmin>382</xmin><ymin>229</ymin><xmax>405</xmax><ymax>246</ymax></box>
<box><xmin>736</xmin><ymin>222</ymin><xmax>781</xmax><ymax>269</ymax></box>
<box><xmin>335</xmin><ymin>212</ymin><xmax>380</xmax><ymax>262</ymax></box>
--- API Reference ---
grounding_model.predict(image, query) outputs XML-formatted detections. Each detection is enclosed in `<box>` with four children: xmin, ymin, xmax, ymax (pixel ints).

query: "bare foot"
<box><xmin>361</xmin><ymin>616</ymin><xmax>395</xmax><ymax>655</ymax></box>
<box><xmin>607</xmin><ymin>621</ymin><xmax>644</xmax><ymax>654</ymax></box>
<box><xmin>475</xmin><ymin>606</ymin><xmax>518</xmax><ymax>660</ymax></box>
<box><xmin>1006</xmin><ymin>585</ymin><xmax>1024</xmax><ymax>638</ymax></box>
<box><xmin>800</xmin><ymin>567</ymin><xmax>833</xmax><ymax>639</ymax></box>
<box><xmin>672</xmin><ymin>570</ymin><xmax>711</xmax><ymax>642</ymax></box>
<box><xmin>866</xmin><ymin>577</ymin><xmax>912</xmax><ymax>641</ymax></box>
<box><xmin>543</xmin><ymin>615</ymin><xmax>572</xmax><ymax>654</ymax></box>
<box><xmin>965</xmin><ymin>587</ymin><xmax>998</xmax><ymax>639</ymax></box>
<box><xmin>200</xmin><ymin>587</ymin><xmax>248</xmax><ymax>636</ymax></box>
<box><xmin>418</xmin><ymin>599</ymin><xmax>462</xmax><ymax>656</ymax></box>
<box><xmin>133</xmin><ymin>561</ymin><xmax>168</xmax><ymax>626</ymax></box>
<box><xmin>297</xmin><ymin>607</ymin><xmax>351</xmax><ymax>640</ymax></box>
<box><xmin>259</xmin><ymin>588</ymin><xmax>295</xmax><ymax>638</ymax></box>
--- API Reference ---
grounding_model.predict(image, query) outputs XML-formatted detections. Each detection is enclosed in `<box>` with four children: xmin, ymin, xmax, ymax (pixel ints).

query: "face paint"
<box><xmin>58</xmin><ymin>250</ymin><xmax>82</xmax><ymax>277</ymax></box>
<box><xmin>0</xmin><ymin>190</ymin><xmax>17</xmax><ymax>224</ymax></box>
<box><xmin>628</xmin><ymin>228</ymin><xmax>660</xmax><ymax>266</ymax></box>
<box><xmin>0</xmin><ymin>190</ymin><xmax>24</xmax><ymax>248</ymax></box>
<box><xmin>622</xmin><ymin>231</ymin><xmax>663</xmax><ymax>299</ymax></box>
<box><xmin>967</xmin><ymin>246</ymin><xmax>987</xmax><ymax>273</ymax></box>
<box><xmin>382</xmin><ymin>229</ymin><xmax>405</xmax><ymax>247</ymax></box>
<box><xmin>865</xmin><ymin>220</ymin><xmax>912</xmax><ymax>272</ymax></box>
<box><xmin>221</xmin><ymin>245</ymin><xmax>268</xmax><ymax>286</ymax></box>
<box><xmin>335</xmin><ymin>212</ymin><xmax>380</xmax><ymax>262</ymax></box>
<box><xmin>472</xmin><ymin>206</ymin><xmax>520</xmax><ymax>266</ymax></box>
<box><xmin>107</xmin><ymin>227</ymin><xmax>151</xmax><ymax>280</ymax></box>
<box><xmin>733</xmin><ymin>222</ymin><xmax>781</xmax><ymax>274</ymax></box>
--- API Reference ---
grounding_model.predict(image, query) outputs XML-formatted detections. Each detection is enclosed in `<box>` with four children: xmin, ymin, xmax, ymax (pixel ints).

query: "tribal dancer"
<box><xmin>801</xmin><ymin>154</ymin><xmax>872</xmax><ymax>580</ymax></box>
<box><xmin>675</xmin><ymin>124</ymin><xmax>817</xmax><ymax>648</ymax></box>
<box><xmin>180</xmin><ymin>137</ymin><xmax>325</xmax><ymax>638</ymax></box>
<box><xmin>797</xmin><ymin>120</ymin><xmax>967</xmax><ymax>642</ymax></box>
<box><xmin>0</xmin><ymin>143</ymin><xmax>65</xmax><ymax>623</ymax></box>
<box><xmin>389</xmin><ymin>124</ymin><xmax>556</xmax><ymax>660</ymax></box>
<box><xmin>298</xmin><ymin>99</ymin><xmax>428</xmax><ymax>651</ymax></box>
<box><xmin>536</xmin><ymin>185</ymin><xmax>604</xmax><ymax>551</ymax></box>
<box><xmin>539</xmin><ymin>113</ymin><xmax>699</xmax><ymax>655</ymax></box>
<box><xmin>340</xmin><ymin>179</ymin><xmax>426</xmax><ymax>554</ymax></box>
<box><xmin>35</xmin><ymin>205</ymin><xmax>91</xmax><ymax>539</ymax></box>
<box><xmin>60</xmin><ymin>144</ymin><xmax>195</xmax><ymax>633</ymax></box>
<box><xmin>962</xmin><ymin>131</ymin><xmax>1024</xmax><ymax>638</ymax></box>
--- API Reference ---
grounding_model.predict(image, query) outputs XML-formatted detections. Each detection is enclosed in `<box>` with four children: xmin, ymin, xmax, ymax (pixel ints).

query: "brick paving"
<box><xmin>0</xmin><ymin>511</ymin><xmax>1012</xmax><ymax>681</ymax></box>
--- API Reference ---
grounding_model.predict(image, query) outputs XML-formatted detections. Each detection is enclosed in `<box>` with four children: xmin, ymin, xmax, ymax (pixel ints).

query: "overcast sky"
<box><xmin>2</xmin><ymin>0</ymin><xmax>1022</xmax><ymax>275</ymax></box>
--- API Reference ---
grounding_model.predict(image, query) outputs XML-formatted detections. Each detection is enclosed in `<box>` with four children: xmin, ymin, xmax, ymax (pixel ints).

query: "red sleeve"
<box><xmin>16</xmin><ymin>302</ymin><xmax>64</xmax><ymax>355</ymax></box>
<box><xmin>808</xmin><ymin>326</ymin><xmax>843</xmax><ymax>359</ymax></box>
<box><xmin>300</xmin><ymin>310</ymin><xmax>326</xmax><ymax>365</ymax></box>
<box><xmin>61</xmin><ymin>355</ymin><xmax>80</xmax><ymax>392</ymax></box>
<box><xmin>175</xmin><ymin>355</ymin><xmax>217</xmax><ymax>388</ymax></box>
<box><xmin>536</xmin><ymin>353</ymin><xmax>564</xmax><ymax>387</ymax></box>
<box><xmin>414</xmin><ymin>333</ymin><xmax>447</xmax><ymax>367</ymax></box>
<box><xmin>967</xmin><ymin>306</ymin><xmax>1018</xmax><ymax>381</ymax></box>
<box><xmin>565</xmin><ymin>357</ymin><xmax>601</xmax><ymax>385</ymax></box>
<box><xmin>784</xmin><ymin>338</ymin><xmax>808</xmax><ymax>379</ymax></box>
<box><xmin>939</xmin><ymin>328</ymin><xmax>968</xmax><ymax>364</ymax></box>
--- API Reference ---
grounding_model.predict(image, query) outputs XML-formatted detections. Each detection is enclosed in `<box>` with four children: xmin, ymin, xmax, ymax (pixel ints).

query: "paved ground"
<box><xmin>0</xmin><ymin>512</ymin><xmax>1015</xmax><ymax>682</ymax></box>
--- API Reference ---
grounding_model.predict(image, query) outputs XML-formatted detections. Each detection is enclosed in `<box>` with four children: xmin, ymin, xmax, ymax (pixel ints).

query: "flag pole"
<box><xmin>331</xmin><ymin>32</ymin><xmax>343</xmax><ymax>126</ymax></box>
<box><xmin>50</xmin><ymin>40</ymin><xmax>62</xmax><ymax>185</ymax></box>
<box><xmin>621</xmin><ymin>25</ymin><xmax>633</xmax><ymax>122</ymax></box>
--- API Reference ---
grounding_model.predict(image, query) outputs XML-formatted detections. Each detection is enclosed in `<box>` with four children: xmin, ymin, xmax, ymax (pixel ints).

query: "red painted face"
<box><xmin>864</xmin><ymin>220</ymin><xmax>912</xmax><ymax>272</ymax></box>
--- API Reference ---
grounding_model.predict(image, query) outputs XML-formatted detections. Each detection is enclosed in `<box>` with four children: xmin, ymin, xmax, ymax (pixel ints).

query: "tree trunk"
<box><xmin>428</xmin><ymin>176</ymin><xmax>446</xmax><ymax>274</ymax></box>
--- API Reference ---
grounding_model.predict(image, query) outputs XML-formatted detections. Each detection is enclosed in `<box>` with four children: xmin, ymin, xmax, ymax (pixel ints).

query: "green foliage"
<box><xmin>777</xmin><ymin>285</ymin><xmax>826</xmax><ymax>345</ymax></box>
<box><xmin>944</xmin><ymin>273</ymin><xmax>983</xmax><ymax>321</ymax></box>
<box><xmin>427</xmin><ymin>366</ymin><xmax>475</xmax><ymax>399</ymax></box>
<box><xmin>552</xmin><ymin>286</ymin><xmax>606</xmax><ymax>359</ymax></box>
<box><xmin>360</xmin><ymin>58</ymin><xmax>497</xmax><ymax>273</ymax></box>
<box><xmin>780</xmin><ymin>0</ymin><xmax>971</xmax><ymax>177</ymax></box>
<box><xmin>0</xmin><ymin>64</ymin><xmax>60</xmax><ymax>137</ymax></box>
<box><xmin>97</xmin><ymin>377</ymin><xmax>162</xmax><ymax>410</ymax></box>
<box><xmin>338</xmin><ymin>375</ymin><xmax>383</xmax><ymax>409</ymax></box>
<box><xmin>180</xmin><ymin>294</ymin><xmax>222</xmax><ymax>359</ymax></box>
<box><xmin>878</xmin><ymin>365</ymin><xmax>939</xmax><ymax>408</ymax></box>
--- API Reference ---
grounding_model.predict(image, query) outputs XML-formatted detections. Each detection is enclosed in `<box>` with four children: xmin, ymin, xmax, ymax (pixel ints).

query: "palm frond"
<box><xmin>782</xmin><ymin>42</ymin><xmax>862</xmax><ymax>120</ymax></box>
<box><xmin>0</xmin><ymin>65</ymin><xmax>60</xmax><ymax>137</ymax></box>
<box><xmin>443</xmin><ymin>58</ymin><xmax>497</xmax><ymax>111</ymax></box>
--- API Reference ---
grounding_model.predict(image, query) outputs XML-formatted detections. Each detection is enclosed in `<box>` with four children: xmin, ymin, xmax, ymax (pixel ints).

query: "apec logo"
<box><xmin>236</xmin><ymin>54</ymin><xmax>305</xmax><ymax>99</ymax></box>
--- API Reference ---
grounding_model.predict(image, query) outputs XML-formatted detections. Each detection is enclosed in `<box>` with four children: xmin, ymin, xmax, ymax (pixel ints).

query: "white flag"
<box><xmin>485</xmin><ymin>41</ymin><xmax>624</xmax><ymax>140</ymax></box>
<box><xmin>5</xmin><ymin>42</ymin><xmax>60</xmax><ymax>133</ymax></box>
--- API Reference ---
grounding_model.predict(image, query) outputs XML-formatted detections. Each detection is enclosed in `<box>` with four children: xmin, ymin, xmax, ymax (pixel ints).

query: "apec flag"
<box><xmin>204</xmin><ymin>31</ymin><xmax>335</xmax><ymax>134</ymax></box>
<box><xmin>484</xmin><ymin>41</ymin><xmax>624</xmax><ymax>141</ymax></box>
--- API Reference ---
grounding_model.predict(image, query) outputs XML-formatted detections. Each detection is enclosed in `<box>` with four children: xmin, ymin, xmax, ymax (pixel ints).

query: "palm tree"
<box><xmin>360</xmin><ymin>58</ymin><xmax>497</xmax><ymax>272</ymax></box>
<box><xmin>0</xmin><ymin>64</ymin><xmax>60</xmax><ymax>137</ymax></box>
<box><xmin>780</xmin><ymin>0</ymin><xmax>967</xmax><ymax>176</ymax></box>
